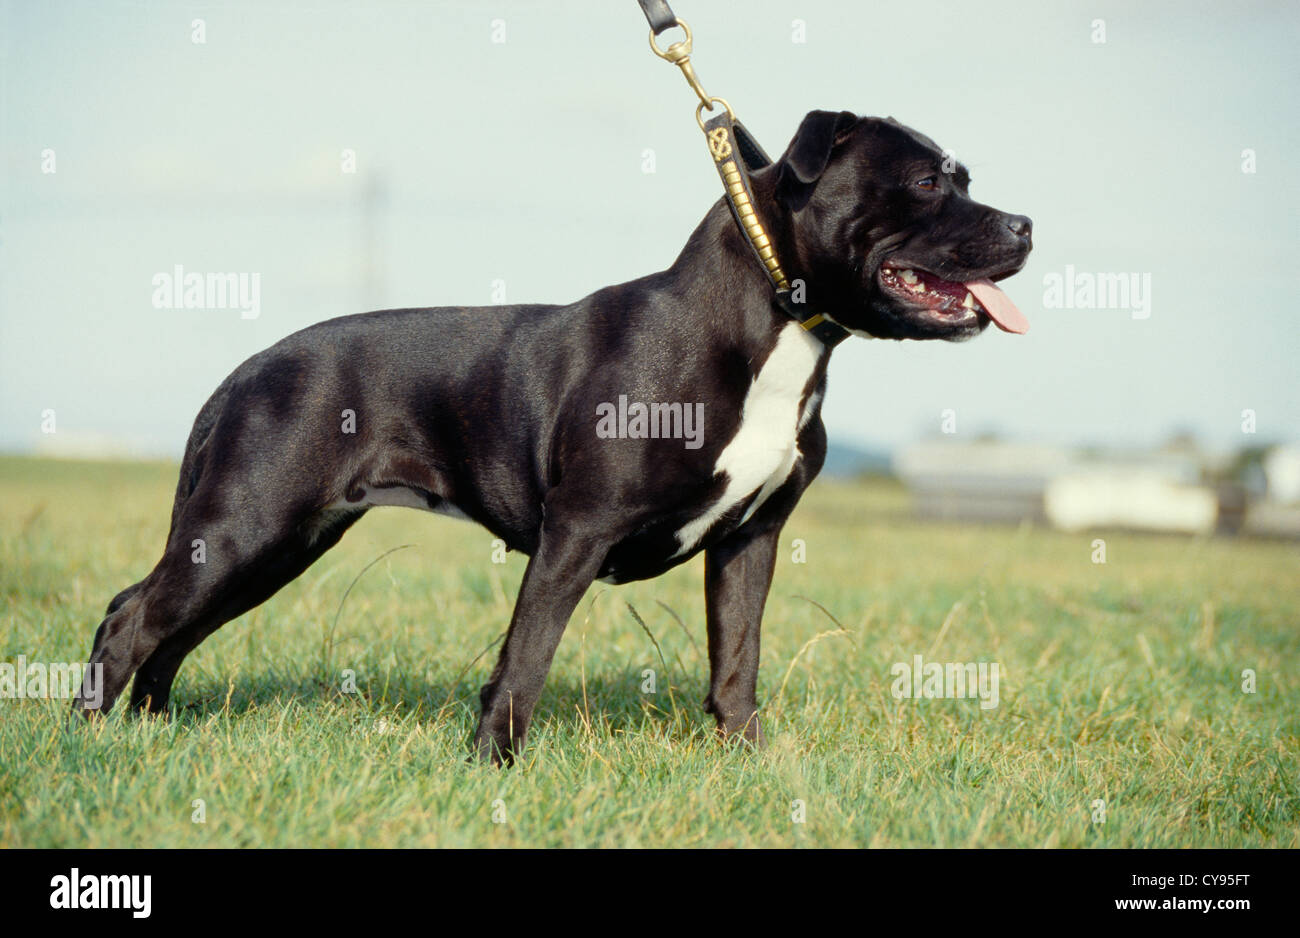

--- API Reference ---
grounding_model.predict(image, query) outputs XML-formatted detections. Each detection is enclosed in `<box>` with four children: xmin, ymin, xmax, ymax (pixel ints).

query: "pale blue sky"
<box><xmin>2</xmin><ymin>0</ymin><xmax>1297</xmax><ymax>457</ymax></box>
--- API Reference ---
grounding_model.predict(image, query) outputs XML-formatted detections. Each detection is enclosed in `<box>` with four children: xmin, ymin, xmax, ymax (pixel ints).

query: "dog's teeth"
<box><xmin>900</xmin><ymin>269</ymin><xmax>919</xmax><ymax>284</ymax></box>
<box><xmin>962</xmin><ymin>292</ymin><xmax>975</xmax><ymax>309</ymax></box>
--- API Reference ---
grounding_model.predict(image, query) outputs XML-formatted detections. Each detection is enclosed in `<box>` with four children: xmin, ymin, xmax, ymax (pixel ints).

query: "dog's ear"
<box><xmin>777</xmin><ymin>110</ymin><xmax>858</xmax><ymax>210</ymax></box>
<box><xmin>781</xmin><ymin>110</ymin><xmax>859</xmax><ymax>185</ymax></box>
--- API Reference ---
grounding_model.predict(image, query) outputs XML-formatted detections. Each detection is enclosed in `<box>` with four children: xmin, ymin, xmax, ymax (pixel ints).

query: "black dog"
<box><xmin>74</xmin><ymin>110</ymin><xmax>1031</xmax><ymax>764</ymax></box>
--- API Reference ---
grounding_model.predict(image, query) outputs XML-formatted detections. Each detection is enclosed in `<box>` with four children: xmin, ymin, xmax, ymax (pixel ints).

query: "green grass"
<box><xmin>1</xmin><ymin>455</ymin><xmax>1296</xmax><ymax>847</ymax></box>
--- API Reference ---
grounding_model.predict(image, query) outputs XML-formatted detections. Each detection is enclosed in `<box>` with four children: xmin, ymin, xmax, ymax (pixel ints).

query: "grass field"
<box><xmin>1</xmin><ymin>454</ymin><xmax>1296</xmax><ymax>848</ymax></box>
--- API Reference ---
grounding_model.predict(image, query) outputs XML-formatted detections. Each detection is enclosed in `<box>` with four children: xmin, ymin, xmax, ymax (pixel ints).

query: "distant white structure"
<box><xmin>893</xmin><ymin>440</ymin><xmax>1221</xmax><ymax>534</ymax></box>
<box><xmin>1243</xmin><ymin>444</ymin><xmax>1300</xmax><ymax>537</ymax></box>
<box><xmin>1044</xmin><ymin>470</ymin><xmax>1217</xmax><ymax>534</ymax></box>
<box><xmin>1263</xmin><ymin>444</ymin><xmax>1300</xmax><ymax>504</ymax></box>
<box><xmin>892</xmin><ymin>442</ymin><xmax>1072</xmax><ymax>523</ymax></box>
<box><xmin>31</xmin><ymin>432</ymin><xmax>159</xmax><ymax>461</ymax></box>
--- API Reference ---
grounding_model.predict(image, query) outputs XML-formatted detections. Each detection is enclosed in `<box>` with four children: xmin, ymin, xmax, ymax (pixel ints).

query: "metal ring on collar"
<box><xmin>695</xmin><ymin>96</ymin><xmax>734</xmax><ymax>131</ymax></box>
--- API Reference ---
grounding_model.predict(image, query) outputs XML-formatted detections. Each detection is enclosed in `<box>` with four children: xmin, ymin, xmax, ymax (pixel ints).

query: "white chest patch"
<box><xmin>672</xmin><ymin>323</ymin><xmax>824</xmax><ymax>557</ymax></box>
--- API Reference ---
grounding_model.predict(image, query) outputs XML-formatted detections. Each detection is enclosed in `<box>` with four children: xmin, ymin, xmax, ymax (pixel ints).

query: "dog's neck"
<box><xmin>667</xmin><ymin>198</ymin><xmax>834</xmax><ymax>361</ymax></box>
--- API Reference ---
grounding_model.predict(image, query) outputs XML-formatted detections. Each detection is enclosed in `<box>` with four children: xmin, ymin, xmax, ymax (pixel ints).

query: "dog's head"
<box><xmin>764</xmin><ymin>110</ymin><xmax>1032</xmax><ymax>340</ymax></box>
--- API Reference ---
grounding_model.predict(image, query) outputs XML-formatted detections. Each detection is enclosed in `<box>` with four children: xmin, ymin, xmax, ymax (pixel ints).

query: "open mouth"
<box><xmin>878</xmin><ymin>264</ymin><xmax>1029</xmax><ymax>334</ymax></box>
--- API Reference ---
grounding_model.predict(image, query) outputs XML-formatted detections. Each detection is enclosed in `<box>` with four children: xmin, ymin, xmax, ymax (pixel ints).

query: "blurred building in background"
<box><xmin>1248</xmin><ymin>444</ymin><xmax>1300</xmax><ymax>537</ymax></box>
<box><xmin>891</xmin><ymin>441</ymin><xmax>1068</xmax><ymax>526</ymax></box>
<box><xmin>891</xmin><ymin>439</ymin><xmax>1300</xmax><ymax>539</ymax></box>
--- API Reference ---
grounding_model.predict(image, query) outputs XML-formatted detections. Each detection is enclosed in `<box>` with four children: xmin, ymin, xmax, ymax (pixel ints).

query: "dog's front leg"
<box><xmin>473</xmin><ymin>522</ymin><xmax>610</xmax><ymax>766</ymax></box>
<box><xmin>702</xmin><ymin>523</ymin><xmax>782</xmax><ymax>747</ymax></box>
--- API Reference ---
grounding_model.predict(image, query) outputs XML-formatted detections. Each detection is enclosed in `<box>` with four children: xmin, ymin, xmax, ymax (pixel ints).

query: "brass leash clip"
<box><xmin>648</xmin><ymin>20</ymin><xmax>733</xmax><ymax>130</ymax></box>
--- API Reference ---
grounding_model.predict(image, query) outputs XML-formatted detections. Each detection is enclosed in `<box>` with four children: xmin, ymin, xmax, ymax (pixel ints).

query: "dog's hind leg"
<box><xmin>125</xmin><ymin>509</ymin><xmax>364</xmax><ymax>713</ymax></box>
<box><xmin>74</xmin><ymin>489</ymin><xmax>364</xmax><ymax>716</ymax></box>
<box><xmin>74</xmin><ymin>349</ymin><xmax>375</xmax><ymax>716</ymax></box>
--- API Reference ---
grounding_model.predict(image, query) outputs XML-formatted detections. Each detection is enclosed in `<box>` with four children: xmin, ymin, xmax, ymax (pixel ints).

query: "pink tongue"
<box><xmin>966</xmin><ymin>278</ymin><xmax>1029</xmax><ymax>334</ymax></box>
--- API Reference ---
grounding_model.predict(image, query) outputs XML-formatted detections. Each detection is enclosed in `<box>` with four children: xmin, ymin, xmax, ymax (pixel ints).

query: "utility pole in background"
<box><xmin>359</xmin><ymin>171</ymin><xmax>387</xmax><ymax>312</ymax></box>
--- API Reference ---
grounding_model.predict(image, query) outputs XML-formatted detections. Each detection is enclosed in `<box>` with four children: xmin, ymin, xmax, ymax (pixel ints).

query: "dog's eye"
<box><xmin>915</xmin><ymin>176</ymin><xmax>939</xmax><ymax>191</ymax></box>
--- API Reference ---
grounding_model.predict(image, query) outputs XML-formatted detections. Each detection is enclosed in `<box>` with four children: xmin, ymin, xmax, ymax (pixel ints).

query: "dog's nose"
<box><xmin>1005</xmin><ymin>214</ymin><xmax>1033</xmax><ymax>240</ymax></box>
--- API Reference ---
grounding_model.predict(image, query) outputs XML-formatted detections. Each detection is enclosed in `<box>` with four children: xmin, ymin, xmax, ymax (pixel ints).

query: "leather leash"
<box><xmin>637</xmin><ymin>0</ymin><xmax>849</xmax><ymax>347</ymax></box>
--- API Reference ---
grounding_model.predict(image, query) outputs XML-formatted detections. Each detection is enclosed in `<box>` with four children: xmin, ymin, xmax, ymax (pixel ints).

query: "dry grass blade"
<box><xmin>324</xmin><ymin>544</ymin><xmax>415</xmax><ymax>668</ymax></box>
<box><xmin>435</xmin><ymin>630</ymin><xmax>506</xmax><ymax>719</ymax></box>
<box><xmin>626</xmin><ymin>601</ymin><xmax>679</xmax><ymax>720</ymax></box>
<box><xmin>654</xmin><ymin>599</ymin><xmax>703</xmax><ymax>660</ymax></box>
